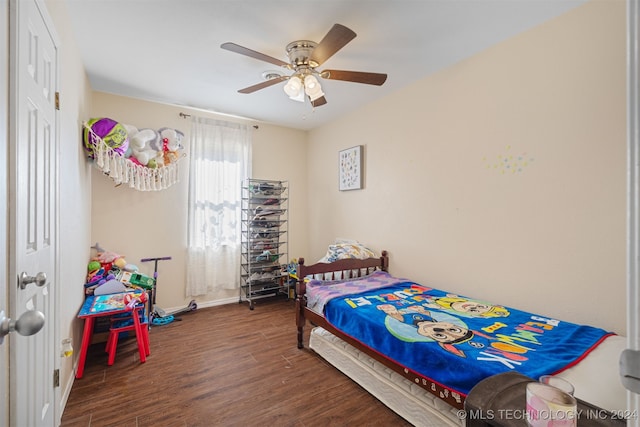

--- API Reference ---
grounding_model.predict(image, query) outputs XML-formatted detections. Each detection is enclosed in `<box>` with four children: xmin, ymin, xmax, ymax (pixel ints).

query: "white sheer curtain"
<box><xmin>186</xmin><ymin>117</ymin><xmax>251</xmax><ymax>297</ymax></box>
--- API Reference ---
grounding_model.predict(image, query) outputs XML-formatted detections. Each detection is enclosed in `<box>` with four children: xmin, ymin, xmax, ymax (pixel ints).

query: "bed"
<box><xmin>294</xmin><ymin>250</ymin><xmax>628</xmax><ymax>426</ymax></box>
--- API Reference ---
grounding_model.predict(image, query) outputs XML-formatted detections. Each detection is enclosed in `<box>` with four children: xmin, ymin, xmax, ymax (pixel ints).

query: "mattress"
<box><xmin>309</xmin><ymin>327</ymin><xmax>628</xmax><ymax>426</ymax></box>
<box><xmin>554</xmin><ymin>334</ymin><xmax>628</xmax><ymax>412</ymax></box>
<box><xmin>309</xmin><ymin>326</ymin><xmax>463</xmax><ymax>427</ymax></box>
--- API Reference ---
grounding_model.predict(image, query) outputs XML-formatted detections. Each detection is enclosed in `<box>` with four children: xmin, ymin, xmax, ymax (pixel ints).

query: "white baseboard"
<box><xmin>160</xmin><ymin>296</ymin><xmax>239</xmax><ymax>314</ymax></box>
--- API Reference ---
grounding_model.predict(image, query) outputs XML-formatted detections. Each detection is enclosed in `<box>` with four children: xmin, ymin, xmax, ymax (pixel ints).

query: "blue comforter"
<box><xmin>321</xmin><ymin>272</ymin><xmax>612</xmax><ymax>397</ymax></box>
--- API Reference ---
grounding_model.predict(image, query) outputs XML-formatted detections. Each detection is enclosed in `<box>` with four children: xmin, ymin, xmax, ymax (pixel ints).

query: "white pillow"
<box><xmin>317</xmin><ymin>241</ymin><xmax>376</xmax><ymax>263</ymax></box>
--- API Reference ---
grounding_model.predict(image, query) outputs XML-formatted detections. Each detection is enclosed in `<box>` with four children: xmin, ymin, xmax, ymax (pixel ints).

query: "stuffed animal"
<box><xmin>87</xmin><ymin>260</ymin><xmax>100</xmax><ymax>273</ymax></box>
<box><xmin>128</xmin><ymin>128</ymin><xmax>160</xmax><ymax>167</ymax></box>
<box><xmin>90</xmin><ymin>243</ymin><xmax>127</xmax><ymax>274</ymax></box>
<box><xmin>89</xmin><ymin>121</ymin><xmax>184</xmax><ymax>170</ymax></box>
<box><xmin>121</xmin><ymin>123</ymin><xmax>138</xmax><ymax>159</ymax></box>
<box><xmin>158</xmin><ymin>127</ymin><xmax>184</xmax><ymax>151</ymax></box>
<box><xmin>157</xmin><ymin>127</ymin><xmax>184</xmax><ymax>167</ymax></box>
<box><xmin>83</xmin><ymin>117</ymin><xmax>129</xmax><ymax>158</ymax></box>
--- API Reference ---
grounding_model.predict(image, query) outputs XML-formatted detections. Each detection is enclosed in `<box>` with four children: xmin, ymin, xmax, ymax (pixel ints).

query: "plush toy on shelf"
<box><xmin>123</xmin><ymin>126</ymin><xmax>184</xmax><ymax>168</ymax></box>
<box><xmin>83</xmin><ymin>117</ymin><xmax>129</xmax><ymax>159</ymax></box>
<box><xmin>157</xmin><ymin>127</ymin><xmax>184</xmax><ymax>167</ymax></box>
<box><xmin>127</xmin><ymin>127</ymin><xmax>161</xmax><ymax>167</ymax></box>
<box><xmin>83</xmin><ymin>117</ymin><xmax>185</xmax><ymax>191</ymax></box>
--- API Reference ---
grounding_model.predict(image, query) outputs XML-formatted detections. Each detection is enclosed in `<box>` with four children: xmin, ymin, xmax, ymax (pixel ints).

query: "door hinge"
<box><xmin>53</xmin><ymin>369</ymin><xmax>59</xmax><ymax>388</ymax></box>
<box><xmin>55</xmin><ymin>92</ymin><xmax>60</xmax><ymax>110</ymax></box>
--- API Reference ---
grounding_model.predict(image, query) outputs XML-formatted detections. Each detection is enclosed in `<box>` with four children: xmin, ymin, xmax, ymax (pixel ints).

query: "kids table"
<box><xmin>76</xmin><ymin>291</ymin><xmax>147</xmax><ymax>379</ymax></box>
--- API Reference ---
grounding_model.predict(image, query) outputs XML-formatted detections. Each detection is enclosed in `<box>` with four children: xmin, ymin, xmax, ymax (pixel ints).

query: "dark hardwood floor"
<box><xmin>61</xmin><ymin>297</ymin><xmax>412</xmax><ymax>427</ymax></box>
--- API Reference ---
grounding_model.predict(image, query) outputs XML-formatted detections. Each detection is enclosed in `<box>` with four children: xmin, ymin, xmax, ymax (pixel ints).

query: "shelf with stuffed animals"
<box><xmin>83</xmin><ymin>117</ymin><xmax>185</xmax><ymax>191</ymax></box>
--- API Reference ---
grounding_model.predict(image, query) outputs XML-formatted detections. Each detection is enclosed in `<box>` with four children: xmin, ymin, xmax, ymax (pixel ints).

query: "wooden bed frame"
<box><xmin>294</xmin><ymin>251</ymin><xmax>629</xmax><ymax>418</ymax></box>
<box><xmin>294</xmin><ymin>250</ymin><xmax>465</xmax><ymax>410</ymax></box>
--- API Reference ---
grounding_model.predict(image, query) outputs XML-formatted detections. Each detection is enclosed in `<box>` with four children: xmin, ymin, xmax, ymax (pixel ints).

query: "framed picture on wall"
<box><xmin>339</xmin><ymin>145</ymin><xmax>363</xmax><ymax>191</ymax></box>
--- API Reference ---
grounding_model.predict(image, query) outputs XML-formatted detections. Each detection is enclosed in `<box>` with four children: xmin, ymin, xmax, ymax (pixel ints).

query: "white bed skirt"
<box><xmin>309</xmin><ymin>327</ymin><xmax>628</xmax><ymax>426</ymax></box>
<box><xmin>309</xmin><ymin>326</ymin><xmax>463</xmax><ymax>427</ymax></box>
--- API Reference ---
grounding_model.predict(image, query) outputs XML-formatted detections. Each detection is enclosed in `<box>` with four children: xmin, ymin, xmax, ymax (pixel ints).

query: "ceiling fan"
<box><xmin>221</xmin><ymin>24</ymin><xmax>387</xmax><ymax>107</ymax></box>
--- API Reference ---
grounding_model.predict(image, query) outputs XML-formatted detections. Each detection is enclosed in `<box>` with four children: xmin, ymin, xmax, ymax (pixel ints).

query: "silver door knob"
<box><xmin>18</xmin><ymin>271</ymin><xmax>47</xmax><ymax>290</ymax></box>
<box><xmin>0</xmin><ymin>309</ymin><xmax>45</xmax><ymax>345</ymax></box>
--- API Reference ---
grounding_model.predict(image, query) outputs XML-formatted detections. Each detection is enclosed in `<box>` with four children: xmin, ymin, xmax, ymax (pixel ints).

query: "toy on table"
<box><xmin>84</xmin><ymin>243</ymin><xmax>140</xmax><ymax>295</ymax></box>
<box><xmin>123</xmin><ymin>291</ymin><xmax>148</xmax><ymax>310</ymax></box>
<box><xmin>117</xmin><ymin>271</ymin><xmax>154</xmax><ymax>290</ymax></box>
<box><xmin>90</xmin><ymin>242</ymin><xmax>129</xmax><ymax>272</ymax></box>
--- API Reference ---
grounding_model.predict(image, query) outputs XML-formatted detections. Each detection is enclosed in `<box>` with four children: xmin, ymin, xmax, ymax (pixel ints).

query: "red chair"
<box><xmin>105</xmin><ymin>304</ymin><xmax>150</xmax><ymax>365</ymax></box>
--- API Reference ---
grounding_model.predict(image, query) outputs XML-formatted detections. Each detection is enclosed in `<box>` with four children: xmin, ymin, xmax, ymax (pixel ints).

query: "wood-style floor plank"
<box><xmin>61</xmin><ymin>297</ymin><xmax>412</xmax><ymax>427</ymax></box>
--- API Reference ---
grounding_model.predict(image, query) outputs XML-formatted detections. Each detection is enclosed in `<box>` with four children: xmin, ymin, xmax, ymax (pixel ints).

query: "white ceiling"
<box><xmin>64</xmin><ymin>0</ymin><xmax>586</xmax><ymax>131</ymax></box>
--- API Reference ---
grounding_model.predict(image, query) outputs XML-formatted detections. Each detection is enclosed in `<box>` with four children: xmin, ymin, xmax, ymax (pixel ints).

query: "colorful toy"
<box><xmin>123</xmin><ymin>291</ymin><xmax>148</xmax><ymax>310</ymax></box>
<box><xmin>90</xmin><ymin>242</ymin><xmax>128</xmax><ymax>273</ymax></box>
<box><xmin>123</xmin><ymin>263</ymin><xmax>139</xmax><ymax>272</ymax></box>
<box><xmin>129</xmin><ymin>273</ymin><xmax>155</xmax><ymax>290</ymax></box>
<box><xmin>124</xmin><ymin>126</ymin><xmax>184</xmax><ymax>168</ymax></box>
<box><xmin>128</xmin><ymin>128</ymin><xmax>160</xmax><ymax>167</ymax></box>
<box><xmin>84</xmin><ymin>273</ymin><xmax>116</xmax><ymax>295</ymax></box>
<box><xmin>83</xmin><ymin>117</ymin><xmax>129</xmax><ymax>158</ymax></box>
<box><xmin>157</xmin><ymin>127</ymin><xmax>184</xmax><ymax>167</ymax></box>
<box><xmin>84</xmin><ymin>119</ymin><xmax>184</xmax><ymax>171</ymax></box>
<box><xmin>87</xmin><ymin>260</ymin><xmax>100</xmax><ymax>272</ymax></box>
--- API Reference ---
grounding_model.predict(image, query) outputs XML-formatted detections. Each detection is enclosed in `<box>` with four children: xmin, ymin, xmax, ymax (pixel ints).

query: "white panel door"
<box><xmin>9</xmin><ymin>0</ymin><xmax>58</xmax><ymax>425</ymax></box>
<box><xmin>1</xmin><ymin>0</ymin><xmax>9</xmax><ymax>425</ymax></box>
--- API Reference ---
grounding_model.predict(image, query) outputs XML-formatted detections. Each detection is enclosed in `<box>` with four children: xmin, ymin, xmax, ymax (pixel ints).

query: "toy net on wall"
<box><xmin>83</xmin><ymin>119</ymin><xmax>184</xmax><ymax>191</ymax></box>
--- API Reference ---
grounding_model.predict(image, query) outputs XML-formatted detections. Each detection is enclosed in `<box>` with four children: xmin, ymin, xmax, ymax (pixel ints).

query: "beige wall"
<box><xmin>307</xmin><ymin>0</ymin><xmax>626</xmax><ymax>334</ymax></box>
<box><xmin>88</xmin><ymin>0</ymin><xmax>625</xmax><ymax>333</ymax></box>
<box><xmin>89</xmin><ymin>93</ymin><xmax>308</xmax><ymax>309</ymax></box>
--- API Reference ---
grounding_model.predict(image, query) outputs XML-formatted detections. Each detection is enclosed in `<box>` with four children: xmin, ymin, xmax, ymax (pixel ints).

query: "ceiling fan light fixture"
<box><xmin>307</xmin><ymin>90</ymin><xmax>324</xmax><ymax>102</ymax></box>
<box><xmin>284</xmin><ymin>76</ymin><xmax>305</xmax><ymax>102</ymax></box>
<box><xmin>284</xmin><ymin>75</ymin><xmax>302</xmax><ymax>96</ymax></box>
<box><xmin>304</xmin><ymin>75</ymin><xmax>319</xmax><ymax>90</ymax></box>
<box><xmin>290</xmin><ymin>88</ymin><xmax>305</xmax><ymax>103</ymax></box>
<box><xmin>304</xmin><ymin>75</ymin><xmax>324</xmax><ymax>101</ymax></box>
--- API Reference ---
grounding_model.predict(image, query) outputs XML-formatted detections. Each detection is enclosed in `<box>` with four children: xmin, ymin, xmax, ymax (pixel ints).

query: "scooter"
<box><xmin>140</xmin><ymin>256</ymin><xmax>198</xmax><ymax>326</ymax></box>
<box><xmin>153</xmin><ymin>299</ymin><xmax>198</xmax><ymax>321</ymax></box>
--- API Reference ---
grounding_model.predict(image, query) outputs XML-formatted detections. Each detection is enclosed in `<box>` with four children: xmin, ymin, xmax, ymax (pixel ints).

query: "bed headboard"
<box><xmin>295</xmin><ymin>250</ymin><xmax>389</xmax><ymax>349</ymax></box>
<box><xmin>296</xmin><ymin>250</ymin><xmax>389</xmax><ymax>295</ymax></box>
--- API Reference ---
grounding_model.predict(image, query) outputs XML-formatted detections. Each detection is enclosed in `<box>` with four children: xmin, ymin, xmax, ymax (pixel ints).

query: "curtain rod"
<box><xmin>178</xmin><ymin>111</ymin><xmax>259</xmax><ymax>129</ymax></box>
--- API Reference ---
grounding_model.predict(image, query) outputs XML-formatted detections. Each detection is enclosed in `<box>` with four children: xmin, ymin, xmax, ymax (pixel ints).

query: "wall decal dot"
<box><xmin>483</xmin><ymin>145</ymin><xmax>534</xmax><ymax>175</ymax></box>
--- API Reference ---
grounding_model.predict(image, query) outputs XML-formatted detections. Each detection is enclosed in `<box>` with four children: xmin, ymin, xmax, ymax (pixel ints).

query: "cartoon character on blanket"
<box><xmin>318</xmin><ymin>271</ymin><xmax>612</xmax><ymax>398</ymax></box>
<box><xmin>377</xmin><ymin>303</ymin><xmax>498</xmax><ymax>358</ymax></box>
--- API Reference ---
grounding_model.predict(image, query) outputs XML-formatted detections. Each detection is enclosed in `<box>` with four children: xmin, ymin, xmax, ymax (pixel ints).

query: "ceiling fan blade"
<box><xmin>322</xmin><ymin>69</ymin><xmax>387</xmax><ymax>86</ymax></box>
<box><xmin>221</xmin><ymin>42</ymin><xmax>289</xmax><ymax>68</ymax></box>
<box><xmin>310</xmin><ymin>96</ymin><xmax>327</xmax><ymax>107</ymax></box>
<box><xmin>310</xmin><ymin>24</ymin><xmax>356</xmax><ymax>67</ymax></box>
<box><xmin>238</xmin><ymin>75</ymin><xmax>288</xmax><ymax>94</ymax></box>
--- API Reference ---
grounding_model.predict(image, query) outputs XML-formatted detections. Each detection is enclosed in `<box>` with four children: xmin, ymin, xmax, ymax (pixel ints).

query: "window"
<box><xmin>186</xmin><ymin>117</ymin><xmax>251</xmax><ymax>296</ymax></box>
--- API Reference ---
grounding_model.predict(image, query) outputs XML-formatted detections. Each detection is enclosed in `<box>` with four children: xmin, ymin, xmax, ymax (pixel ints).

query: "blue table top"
<box><xmin>78</xmin><ymin>291</ymin><xmax>144</xmax><ymax>318</ymax></box>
